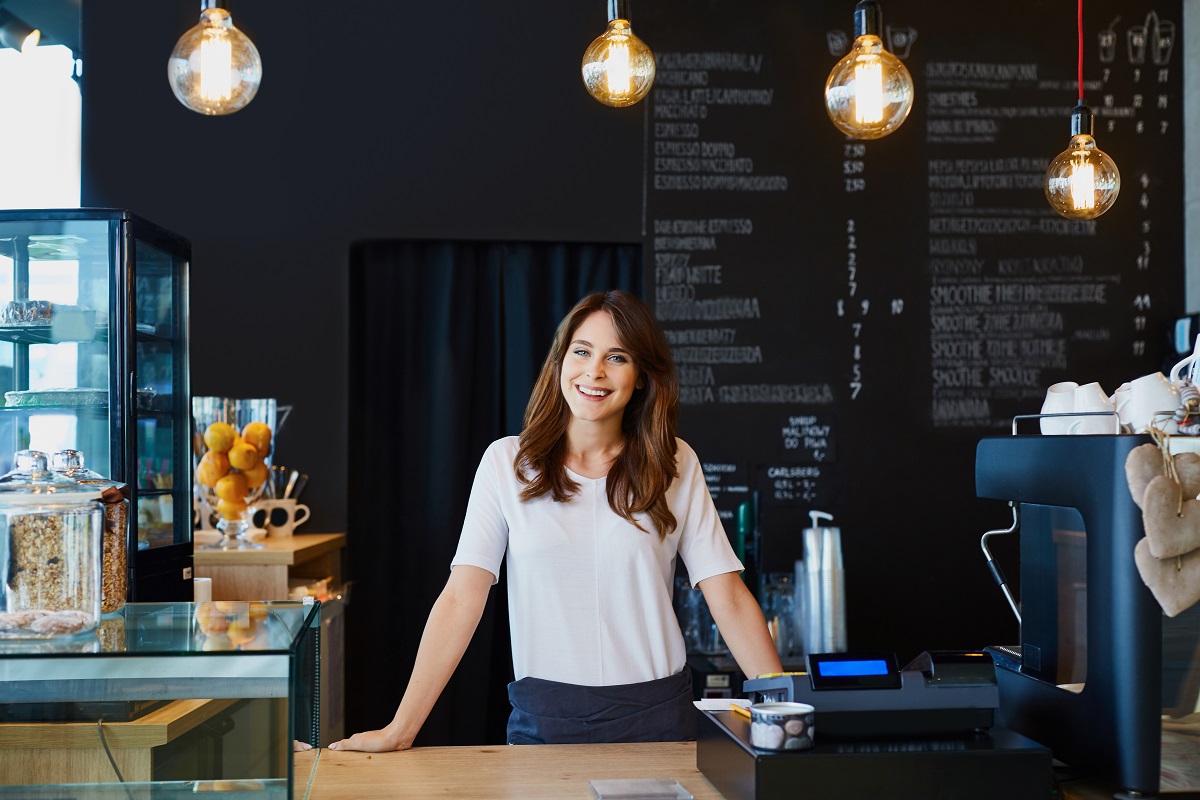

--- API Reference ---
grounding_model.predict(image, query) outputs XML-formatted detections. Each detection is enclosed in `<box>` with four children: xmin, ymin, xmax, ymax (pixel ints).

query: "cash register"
<box><xmin>695</xmin><ymin>650</ymin><xmax>1052</xmax><ymax>800</ymax></box>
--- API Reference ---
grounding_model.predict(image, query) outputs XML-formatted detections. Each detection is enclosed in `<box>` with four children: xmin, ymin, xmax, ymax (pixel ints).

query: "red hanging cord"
<box><xmin>1077</xmin><ymin>0</ymin><xmax>1085</xmax><ymax>103</ymax></box>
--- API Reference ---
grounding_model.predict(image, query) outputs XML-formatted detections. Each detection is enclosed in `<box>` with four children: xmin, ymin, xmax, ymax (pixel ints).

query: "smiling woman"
<box><xmin>0</xmin><ymin>44</ymin><xmax>80</xmax><ymax>209</ymax></box>
<box><xmin>331</xmin><ymin>289</ymin><xmax>783</xmax><ymax>753</ymax></box>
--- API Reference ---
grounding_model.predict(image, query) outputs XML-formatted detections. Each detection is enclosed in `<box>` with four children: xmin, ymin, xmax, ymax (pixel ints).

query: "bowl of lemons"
<box><xmin>192</xmin><ymin>398</ymin><xmax>277</xmax><ymax>550</ymax></box>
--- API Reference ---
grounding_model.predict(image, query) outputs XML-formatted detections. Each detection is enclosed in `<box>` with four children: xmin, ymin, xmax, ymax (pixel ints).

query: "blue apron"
<box><xmin>506</xmin><ymin>666</ymin><xmax>696</xmax><ymax>745</ymax></box>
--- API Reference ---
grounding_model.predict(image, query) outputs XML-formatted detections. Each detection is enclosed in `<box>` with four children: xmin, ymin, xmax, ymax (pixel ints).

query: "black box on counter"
<box><xmin>695</xmin><ymin>710</ymin><xmax>1052</xmax><ymax>800</ymax></box>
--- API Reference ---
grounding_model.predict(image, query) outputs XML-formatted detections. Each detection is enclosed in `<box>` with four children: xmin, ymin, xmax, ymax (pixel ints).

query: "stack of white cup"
<box><xmin>1040</xmin><ymin>374</ymin><xmax>1179</xmax><ymax>435</ymax></box>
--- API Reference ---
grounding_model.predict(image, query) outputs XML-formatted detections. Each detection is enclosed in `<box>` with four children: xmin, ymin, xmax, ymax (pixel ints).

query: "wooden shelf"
<box><xmin>194</xmin><ymin>533</ymin><xmax>346</xmax><ymax>602</ymax></box>
<box><xmin>193</xmin><ymin>532</ymin><xmax>346</xmax><ymax>568</ymax></box>
<box><xmin>0</xmin><ymin>698</ymin><xmax>239</xmax><ymax>784</ymax></box>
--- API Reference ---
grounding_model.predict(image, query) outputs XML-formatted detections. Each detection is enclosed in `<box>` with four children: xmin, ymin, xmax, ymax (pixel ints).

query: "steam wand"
<box><xmin>980</xmin><ymin>501</ymin><xmax>1021</xmax><ymax>625</ymax></box>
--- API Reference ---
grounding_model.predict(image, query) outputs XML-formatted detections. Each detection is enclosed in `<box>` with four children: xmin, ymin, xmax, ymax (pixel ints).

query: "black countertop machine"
<box><xmin>976</xmin><ymin>433</ymin><xmax>1200</xmax><ymax>798</ymax></box>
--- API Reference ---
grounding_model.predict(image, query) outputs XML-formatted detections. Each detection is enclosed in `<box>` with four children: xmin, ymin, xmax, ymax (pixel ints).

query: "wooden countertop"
<box><xmin>193</xmin><ymin>533</ymin><xmax>346</xmax><ymax>567</ymax></box>
<box><xmin>300</xmin><ymin>742</ymin><xmax>720</xmax><ymax>800</ymax></box>
<box><xmin>291</xmin><ymin>742</ymin><xmax>1141</xmax><ymax>800</ymax></box>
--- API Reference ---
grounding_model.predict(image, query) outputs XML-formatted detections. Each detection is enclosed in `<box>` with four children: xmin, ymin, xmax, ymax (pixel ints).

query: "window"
<box><xmin>0</xmin><ymin>44</ymin><xmax>80</xmax><ymax>209</ymax></box>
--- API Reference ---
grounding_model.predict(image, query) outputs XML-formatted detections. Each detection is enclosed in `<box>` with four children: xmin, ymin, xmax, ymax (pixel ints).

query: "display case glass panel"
<box><xmin>0</xmin><ymin>209</ymin><xmax>191</xmax><ymax>600</ymax></box>
<box><xmin>0</xmin><ymin>600</ymin><xmax>320</xmax><ymax>797</ymax></box>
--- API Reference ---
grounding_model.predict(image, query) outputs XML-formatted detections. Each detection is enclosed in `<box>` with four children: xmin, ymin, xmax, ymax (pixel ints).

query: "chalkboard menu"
<box><xmin>639</xmin><ymin>0</ymin><xmax>1184</xmax><ymax>656</ymax></box>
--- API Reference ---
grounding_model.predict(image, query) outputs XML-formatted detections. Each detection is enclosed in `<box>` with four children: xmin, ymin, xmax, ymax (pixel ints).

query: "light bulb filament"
<box><xmin>854</xmin><ymin>56</ymin><xmax>884</xmax><ymax>124</ymax></box>
<box><xmin>1070</xmin><ymin>157</ymin><xmax>1096</xmax><ymax>210</ymax></box>
<box><xmin>199</xmin><ymin>30</ymin><xmax>233</xmax><ymax>102</ymax></box>
<box><xmin>606</xmin><ymin>42</ymin><xmax>633</xmax><ymax>97</ymax></box>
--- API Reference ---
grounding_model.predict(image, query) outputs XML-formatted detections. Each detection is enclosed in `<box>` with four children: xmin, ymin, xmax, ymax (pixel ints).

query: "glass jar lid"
<box><xmin>50</xmin><ymin>449</ymin><xmax>114</xmax><ymax>484</ymax></box>
<box><xmin>0</xmin><ymin>450</ymin><xmax>102</xmax><ymax>504</ymax></box>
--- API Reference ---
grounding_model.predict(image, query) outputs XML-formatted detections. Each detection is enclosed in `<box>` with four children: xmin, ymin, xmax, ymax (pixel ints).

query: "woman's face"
<box><xmin>559</xmin><ymin>310</ymin><xmax>642</xmax><ymax>429</ymax></box>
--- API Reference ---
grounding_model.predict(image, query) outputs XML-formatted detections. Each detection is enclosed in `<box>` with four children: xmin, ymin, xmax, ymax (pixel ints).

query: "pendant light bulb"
<box><xmin>1044</xmin><ymin>104</ymin><xmax>1119</xmax><ymax>219</ymax></box>
<box><xmin>0</xmin><ymin>10</ymin><xmax>40</xmax><ymax>52</ymax></box>
<box><xmin>824</xmin><ymin>0</ymin><xmax>914</xmax><ymax>139</ymax></box>
<box><xmin>168</xmin><ymin>2</ymin><xmax>262</xmax><ymax>116</ymax></box>
<box><xmin>581</xmin><ymin>1</ymin><xmax>655</xmax><ymax>108</ymax></box>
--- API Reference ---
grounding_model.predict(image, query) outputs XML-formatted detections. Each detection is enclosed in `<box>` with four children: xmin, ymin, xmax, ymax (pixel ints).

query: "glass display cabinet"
<box><xmin>0</xmin><ymin>209</ymin><xmax>191</xmax><ymax>600</ymax></box>
<box><xmin>0</xmin><ymin>600</ymin><xmax>321</xmax><ymax>798</ymax></box>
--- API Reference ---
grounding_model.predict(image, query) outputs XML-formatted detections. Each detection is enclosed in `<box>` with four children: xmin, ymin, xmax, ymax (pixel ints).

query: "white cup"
<box><xmin>1069</xmin><ymin>382</ymin><xmax>1117</xmax><ymax>434</ymax></box>
<box><xmin>251</xmin><ymin>498</ymin><xmax>310</xmax><ymax>538</ymax></box>
<box><xmin>1040</xmin><ymin>381</ymin><xmax>1079</xmax><ymax>434</ymax></box>
<box><xmin>193</xmin><ymin>577</ymin><xmax>213</xmax><ymax>604</ymax></box>
<box><xmin>1112</xmin><ymin>372</ymin><xmax>1179</xmax><ymax>433</ymax></box>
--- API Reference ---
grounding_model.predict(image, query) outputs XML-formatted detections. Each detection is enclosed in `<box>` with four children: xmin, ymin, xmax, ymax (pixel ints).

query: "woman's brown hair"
<box><xmin>515</xmin><ymin>290</ymin><xmax>680</xmax><ymax>539</ymax></box>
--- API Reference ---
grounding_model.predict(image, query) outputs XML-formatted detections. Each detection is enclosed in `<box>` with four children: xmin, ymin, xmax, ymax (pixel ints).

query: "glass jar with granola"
<box><xmin>0</xmin><ymin>450</ymin><xmax>103</xmax><ymax>638</ymax></box>
<box><xmin>51</xmin><ymin>449</ymin><xmax>129</xmax><ymax>613</ymax></box>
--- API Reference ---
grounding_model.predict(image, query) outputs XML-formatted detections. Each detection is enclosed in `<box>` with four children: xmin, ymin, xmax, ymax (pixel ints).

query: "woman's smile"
<box><xmin>560</xmin><ymin>311</ymin><xmax>640</xmax><ymax>426</ymax></box>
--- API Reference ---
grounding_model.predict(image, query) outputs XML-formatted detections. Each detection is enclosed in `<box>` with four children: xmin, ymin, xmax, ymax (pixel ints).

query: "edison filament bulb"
<box><xmin>582</xmin><ymin>15</ymin><xmax>656</xmax><ymax>107</ymax></box>
<box><xmin>824</xmin><ymin>1</ymin><xmax>914</xmax><ymax>139</ymax></box>
<box><xmin>168</xmin><ymin>5</ymin><xmax>262</xmax><ymax>116</ymax></box>
<box><xmin>1044</xmin><ymin>105</ymin><xmax>1120</xmax><ymax>220</ymax></box>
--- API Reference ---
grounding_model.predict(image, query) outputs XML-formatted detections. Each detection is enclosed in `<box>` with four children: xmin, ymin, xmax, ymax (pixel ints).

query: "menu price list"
<box><xmin>638</xmin><ymin>0</ymin><xmax>1183</xmax><ymax>672</ymax></box>
<box><xmin>925</xmin><ymin>8</ymin><xmax>1180</xmax><ymax>429</ymax></box>
<box><xmin>649</xmin><ymin>43</ymin><xmax>842</xmax><ymax>514</ymax></box>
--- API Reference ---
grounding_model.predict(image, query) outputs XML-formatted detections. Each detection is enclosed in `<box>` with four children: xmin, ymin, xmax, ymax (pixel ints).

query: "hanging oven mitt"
<box><xmin>1135</xmin><ymin>538</ymin><xmax>1200</xmax><ymax>617</ymax></box>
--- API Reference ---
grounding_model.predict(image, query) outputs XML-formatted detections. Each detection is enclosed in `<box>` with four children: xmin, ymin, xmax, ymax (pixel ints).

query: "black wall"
<box><xmin>80</xmin><ymin>0</ymin><xmax>647</xmax><ymax>535</ymax></box>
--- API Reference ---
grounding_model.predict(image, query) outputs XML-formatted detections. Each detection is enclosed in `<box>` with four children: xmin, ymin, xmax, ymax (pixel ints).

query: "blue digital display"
<box><xmin>817</xmin><ymin>659</ymin><xmax>890</xmax><ymax>677</ymax></box>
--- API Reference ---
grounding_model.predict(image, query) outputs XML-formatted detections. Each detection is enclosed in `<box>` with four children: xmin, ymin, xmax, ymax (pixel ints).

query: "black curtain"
<box><xmin>347</xmin><ymin>240</ymin><xmax>640</xmax><ymax>745</ymax></box>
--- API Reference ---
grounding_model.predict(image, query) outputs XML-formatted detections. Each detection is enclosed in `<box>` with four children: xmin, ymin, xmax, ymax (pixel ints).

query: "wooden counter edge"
<box><xmin>193</xmin><ymin>533</ymin><xmax>346</xmax><ymax>567</ymax></box>
<box><xmin>0</xmin><ymin>698</ymin><xmax>239</xmax><ymax>750</ymax></box>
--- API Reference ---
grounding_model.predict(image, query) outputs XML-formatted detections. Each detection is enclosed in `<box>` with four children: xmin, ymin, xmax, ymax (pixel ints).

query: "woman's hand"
<box><xmin>327</xmin><ymin>726</ymin><xmax>411</xmax><ymax>752</ymax></box>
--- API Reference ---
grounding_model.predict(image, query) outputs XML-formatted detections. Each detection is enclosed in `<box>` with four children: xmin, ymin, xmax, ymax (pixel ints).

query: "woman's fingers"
<box><xmin>327</xmin><ymin>729</ymin><xmax>408</xmax><ymax>752</ymax></box>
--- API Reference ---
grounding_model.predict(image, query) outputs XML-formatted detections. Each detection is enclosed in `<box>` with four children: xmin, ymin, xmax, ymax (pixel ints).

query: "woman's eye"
<box><xmin>573</xmin><ymin>348</ymin><xmax>590</xmax><ymax>358</ymax></box>
<box><xmin>608</xmin><ymin>354</ymin><xmax>628</xmax><ymax>363</ymax></box>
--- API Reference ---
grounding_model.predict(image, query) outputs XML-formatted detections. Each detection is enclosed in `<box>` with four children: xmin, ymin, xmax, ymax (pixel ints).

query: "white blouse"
<box><xmin>451</xmin><ymin>436</ymin><xmax>743</xmax><ymax>686</ymax></box>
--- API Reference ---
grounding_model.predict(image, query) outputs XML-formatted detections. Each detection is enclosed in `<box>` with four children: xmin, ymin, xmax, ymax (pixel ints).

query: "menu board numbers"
<box><xmin>845</xmin><ymin>217</ymin><xmax>867</xmax><ymax>399</ymax></box>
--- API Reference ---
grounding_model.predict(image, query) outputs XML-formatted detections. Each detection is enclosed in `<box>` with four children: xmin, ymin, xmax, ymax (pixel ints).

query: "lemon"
<box><xmin>242</xmin><ymin>422</ymin><xmax>273</xmax><ymax>458</ymax></box>
<box><xmin>228</xmin><ymin>442</ymin><xmax>260</xmax><ymax>471</ymax></box>
<box><xmin>215</xmin><ymin>472</ymin><xmax>249</xmax><ymax>502</ymax></box>
<box><xmin>217</xmin><ymin>497</ymin><xmax>248</xmax><ymax>520</ymax></box>
<box><xmin>226</xmin><ymin>618</ymin><xmax>257</xmax><ymax>646</ymax></box>
<box><xmin>196</xmin><ymin>450</ymin><xmax>231</xmax><ymax>487</ymax></box>
<box><xmin>203</xmin><ymin>422</ymin><xmax>237</xmax><ymax>454</ymax></box>
<box><xmin>242</xmin><ymin>460</ymin><xmax>269</xmax><ymax>489</ymax></box>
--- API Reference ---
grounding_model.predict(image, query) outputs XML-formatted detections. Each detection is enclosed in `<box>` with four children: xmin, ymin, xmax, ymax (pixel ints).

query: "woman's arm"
<box><xmin>328</xmin><ymin>564</ymin><xmax>495</xmax><ymax>752</ymax></box>
<box><xmin>697</xmin><ymin>571</ymin><xmax>783</xmax><ymax>679</ymax></box>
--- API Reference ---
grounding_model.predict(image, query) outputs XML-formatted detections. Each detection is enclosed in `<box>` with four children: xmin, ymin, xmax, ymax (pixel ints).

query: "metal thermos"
<box><xmin>798</xmin><ymin>510</ymin><xmax>846</xmax><ymax>654</ymax></box>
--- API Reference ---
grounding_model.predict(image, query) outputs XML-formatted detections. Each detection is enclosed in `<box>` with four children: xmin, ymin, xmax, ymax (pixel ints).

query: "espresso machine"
<box><xmin>976</xmin><ymin>433</ymin><xmax>1200</xmax><ymax>797</ymax></box>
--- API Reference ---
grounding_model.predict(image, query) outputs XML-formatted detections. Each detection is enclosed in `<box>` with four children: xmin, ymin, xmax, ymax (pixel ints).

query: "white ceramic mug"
<box><xmin>251</xmin><ymin>498</ymin><xmax>311</xmax><ymax>538</ymax></box>
<box><xmin>1040</xmin><ymin>381</ymin><xmax>1079</xmax><ymax>435</ymax></box>
<box><xmin>1112</xmin><ymin>372</ymin><xmax>1179</xmax><ymax>433</ymax></box>
<box><xmin>1069</xmin><ymin>382</ymin><xmax>1117</xmax><ymax>435</ymax></box>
